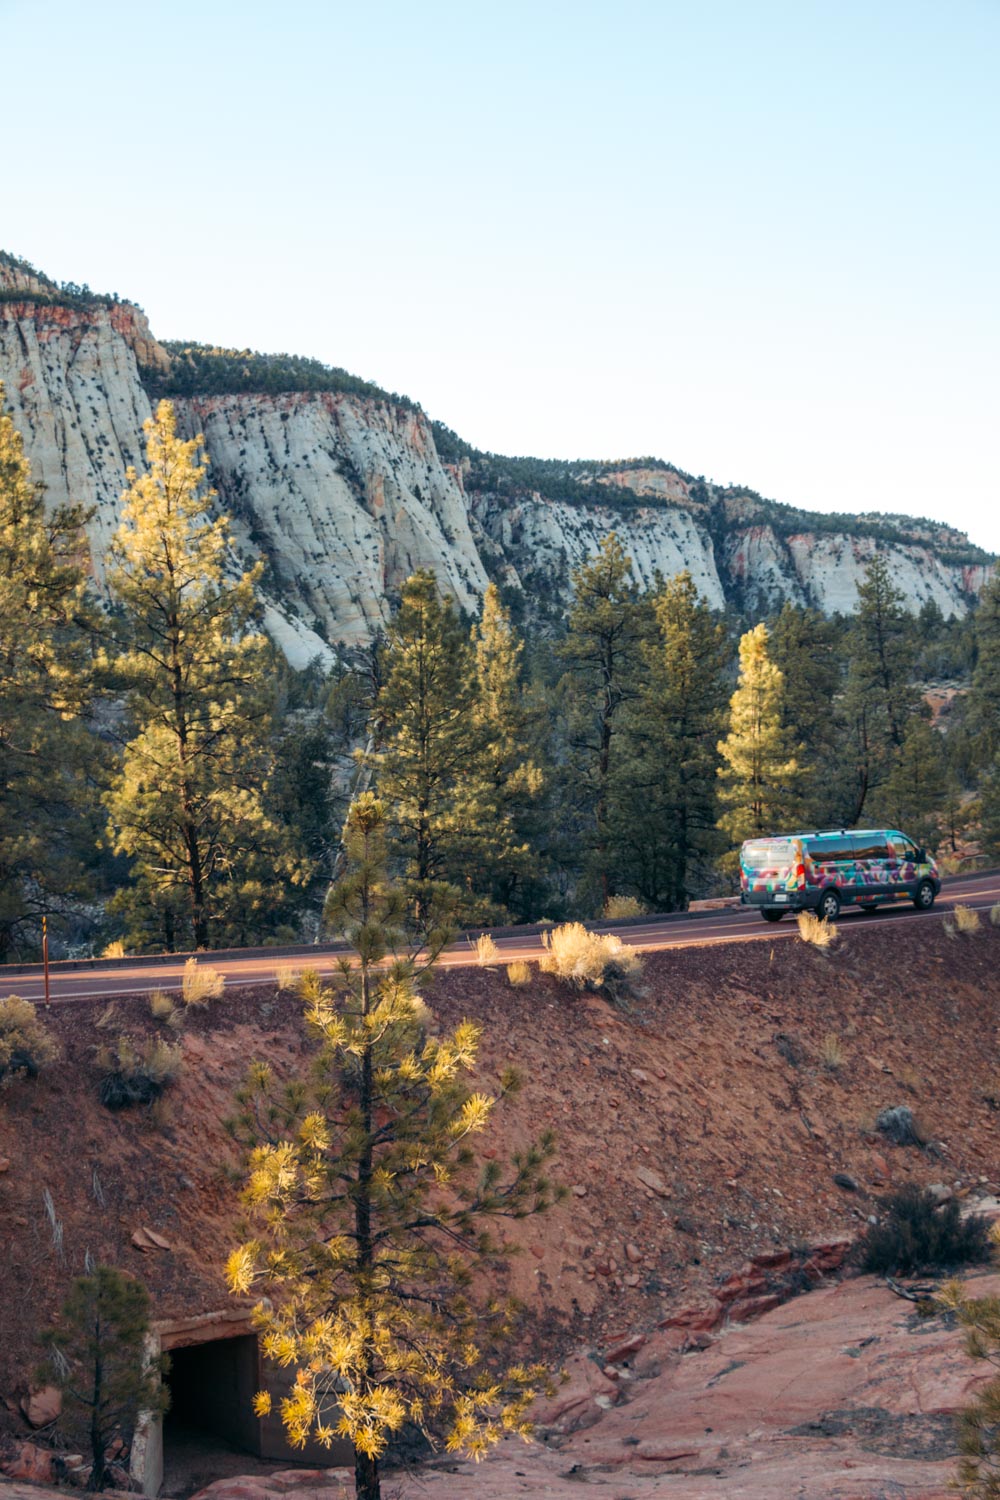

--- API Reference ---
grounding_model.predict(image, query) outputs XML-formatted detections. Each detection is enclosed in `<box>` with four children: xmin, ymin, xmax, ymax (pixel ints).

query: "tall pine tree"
<box><xmin>717</xmin><ymin>623</ymin><xmax>801</xmax><ymax>848</ymax></box>
<box><xmin>840</xmin><ymin>553</ymin><xmax>921</xmax><ymax>822</ymax></box>
<box><xmin>373</xmin><ymin>571</ymin><xmax>474</xmax><ymax>915</ymax></box>
<box><xmin>104</xmin><ymin>401</ymin><xmax>306</xmax><ymax>950</ymax></box>
<box><xmin>0</xmin><ymin>385</ymin><xmax>94</xmax><ymax>959</ymax></box>
<box><xmin>462</xmin><ymin>584</ymin><xmax>544</xmax><ymax>919</ymax></box>
<box><xmin>611</xmin><ymin>571</ymin><xmax>727</xmax><ymax>909</ymax></box>
<box><xmin>969</xmin><ymin>572</ymin><xmax>1000</xmax><ymax>766</ymax></box>
<box><xmin>228</xmin><ymin>794</ymin><xmax>557</xmax><ymax>1500</ymax></box>
<box><xmin>770</xmin><ymin>602</ymin><xmax>843</xmax><ymax>827</ymax></box>
<box><xmin>558</xmin><ymin>535</ymin><xmax>647</xmax><ymax>911</ymax></box>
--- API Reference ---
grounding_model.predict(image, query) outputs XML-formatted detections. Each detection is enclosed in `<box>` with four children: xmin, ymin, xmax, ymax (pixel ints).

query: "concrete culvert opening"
<box><xmin>152</xmin><ymin>1316</ymin><xmax>354</xmax><ymax>1497</ymax></box>
<box><xmin>161</xmin><ymin>1333</ymin><xmax>262</xmax><ymax>1495</ymax></box>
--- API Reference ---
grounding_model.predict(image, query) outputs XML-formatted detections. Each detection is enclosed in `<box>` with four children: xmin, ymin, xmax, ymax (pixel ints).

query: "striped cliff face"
<box><xmin>0</xmin><ymin>259</ymin><xmax>992</xmax><ymax>663</ymax></box>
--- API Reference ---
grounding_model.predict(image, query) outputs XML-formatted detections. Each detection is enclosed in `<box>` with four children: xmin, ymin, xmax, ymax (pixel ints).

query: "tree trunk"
<box><xmin>354</xmin><ymin>1448</ymin><xmax>379</xmax><ymax>1500</ymax></box>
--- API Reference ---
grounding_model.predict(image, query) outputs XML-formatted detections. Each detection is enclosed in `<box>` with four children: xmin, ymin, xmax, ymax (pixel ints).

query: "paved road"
<box><xmin>3</xmin><ymin>871</ymin><xmax>997</xmax><ymax>1006</ymax></box>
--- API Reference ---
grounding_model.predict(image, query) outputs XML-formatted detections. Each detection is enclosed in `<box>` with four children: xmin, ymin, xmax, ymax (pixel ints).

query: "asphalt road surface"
<box><xmin>3</xmin><ymin>870</ymin><xmax>998</xmax><ymax>1006</ymax></box>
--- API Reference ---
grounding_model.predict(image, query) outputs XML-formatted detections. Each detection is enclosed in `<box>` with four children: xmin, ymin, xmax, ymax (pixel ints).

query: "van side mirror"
<box><xmin>915</xmin><ymin>849</ymin><xmax>926</xmax><ymax>863</ymax></box>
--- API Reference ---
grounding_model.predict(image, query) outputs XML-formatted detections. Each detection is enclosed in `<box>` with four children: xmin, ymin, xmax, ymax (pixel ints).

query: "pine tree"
<box><xmin>103</xmin><ymin>401</ymin><xmax>306</xmax><ymax>950</ymax></box>
<box><xmin>462</xmin><ymin>584</ymin><xmax>544</xmax><ymax>918</ymax></box>
<box><xmin>770</xmin><ymin>602</ymin><xmax>843</xmax><ymax>826</ymax></box>
<box><xmin>840</xmin><ymin>555</ymin><xmax>921</xmax><ymax>824</ymax></box>
<box><xmin>876</xmin><ymin>717</ymin><xmax>946</xmax><ymax>849</ymax></box>
<box><xmin>717</xmin><ymin>623</ymin><xmax>801</xmax><ymax>847</ymax></box>
<box><xmin>848</xmin><ymin>553</ymin><xmax>920</xmax><ymax>750</ymax></box>
<box><xmin>39</xmin><ymin>1266</ymin><xmax>168</xmax><ymax>1493</ymax></box>
<box><xmin>0</xmin><ymin>384</ymin><xmax>95</xmax><ymax>959</ymax></box>
<box><xmin>611</xmin><ymin>572</ymin><xmax>727</xmax><ymax>909</ymax></box>
<box><xmin>969</xmin><ymin>572</ymin><xmax>1000</xmax><ymax>766</ymax></box>
<box><xmin>939</xmin><ymin>1271</ymin><xmax>1000</xmax><ymax>1498</ymax></box>
<box><xmin>228</xmin><ymin>794</ymin><xmax>558</xmax><ymax>1500</ymax></box>
<box><xmin>372</xmin><ymin>571</ymin><xmax>474</xmax><ymax>915</ymax></box>
<box><xmin>558</xmin><ymin>535</ymin><xmax>647</xmax><ymax>910</ymax></box>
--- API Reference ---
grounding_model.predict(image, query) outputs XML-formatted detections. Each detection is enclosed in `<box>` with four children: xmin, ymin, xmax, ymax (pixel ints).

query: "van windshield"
<box><xmin>743</xmin><ymin>841</ymin><xmax>795</xmax><ymax>867</ymax></box>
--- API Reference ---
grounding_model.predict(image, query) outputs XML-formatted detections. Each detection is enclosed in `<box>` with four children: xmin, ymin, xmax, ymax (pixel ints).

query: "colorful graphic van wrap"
<box><xmin>739</xmin><ymin>830</ymin><xmax>940</xmax><ymax>922</ymax></box>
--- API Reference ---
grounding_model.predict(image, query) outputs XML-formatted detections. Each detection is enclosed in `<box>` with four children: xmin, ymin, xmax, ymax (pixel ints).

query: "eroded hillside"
<box><xmin>1</xmin><ymin>916</ymin><xmax>998</xmax><ymax>1412</ymax></box>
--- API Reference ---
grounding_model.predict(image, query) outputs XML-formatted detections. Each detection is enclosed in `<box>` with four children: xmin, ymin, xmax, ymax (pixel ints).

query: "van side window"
<box><xmin>853</xmin><ymin>834</ymin><xmax>889</xmax><ymax>860</ymax></box>
<box><xmin>888</xmin><ymin>835</ymin><xmax>915</xmax><ymax>861</ymax></box>
<box><xmin>806</xmin><ymin>837</ymin><xmax>854</xmax><ymax>862</ymax></box>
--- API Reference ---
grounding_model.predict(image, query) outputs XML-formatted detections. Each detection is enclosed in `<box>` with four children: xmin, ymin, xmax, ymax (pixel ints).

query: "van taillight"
<box><xmin>796</xmin><ymin>863</ymin><xmax>805</xmax><ymax>880</ymax></box>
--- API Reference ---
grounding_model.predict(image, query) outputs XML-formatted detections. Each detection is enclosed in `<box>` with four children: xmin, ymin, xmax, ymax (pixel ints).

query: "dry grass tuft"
<box><xmin>98</xmin><ymin>1035</ymin><xmax>183</xmax><ymax>1110</ymax></box>
<box><xmin>148</xmin><ymin>990</ymin><xmax>179</xmax><ymax>1028</ymax></box>
<box><xmin>539</xmin><ymin>922</ymin><xmax>641</xmax><ymax>991</ymax></box>
<box><xmin>274</xmin><ymin>965</ymin><xmax>302</xmax><ymax>992</ymax></box>
<box><xmin>797</xmin><ymin>911</ymin><xmax>838</xmax><ymax>947</ymax></box>
<box><xmin>181</xmin><ymin>958</ymin><xmax>224</xmax><ymax>1007</ymax></box>
<box><xmin>603</xmin><ymin>895</ymin><xmax>646</xmax><ymax>920</ymax></box>
<box><xmin>991</xmin><ymin>904</ymin><xmax>1000</xmax><ymax>928</ymax></box>
<box><xmin>506</xmin><ymin>960</ymin><xmax>532</xmax><ymax>987</ymax></box>
<box><xmin>0</xmin><ymin>996</ymin><xmax>58</xmax><ymax>1085</ymax></box>
<box><xmin>897</xmin><ymin>1064</ymin><xmax>922</xmax><ymax>1095</ymax></box>
<box><xmin>819</xmin><ymin>1033</ymin><xmax>845</xmax><ymax>1072</ymax></box>
<box><xmin>101</xmin><ymin>940</ymin><xmax>126</xmax><ymax>959</ymax></box>
<box><xmin>953</xmin><ymin>904</ymin><xmax>981</xmax><ymax>935</ymax></box>
<box><xmin>475</xmin><ymin>933</ymin><xmax>501</xmax><ymax>968</ymax></box>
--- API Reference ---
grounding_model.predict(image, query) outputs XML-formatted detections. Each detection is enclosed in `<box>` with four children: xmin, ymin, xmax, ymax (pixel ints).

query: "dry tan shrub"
<box><xmin>539</xmin><ymin>922</ymin><xmax>641</xmax><ymax>991</ymax></box>
<box><xmin>475</xmin><ymin>934</ymin><xmax>501</xmax><ymax>968</ymax></box>
<box><xmin>148</xmin><ymin>990</ymin><xmax>176</xmax><ymax>1025</ymax></box>
<box><xmin>181</xmin><ymin>958</ymin><xmax>224</xmax><ymax>1006</ymax></box>
<box><xmin>506</xmin><ymin>961</ymin><xmax>531</xmax><ymax>987</ymax></box>
<box><xmin>897</xmin><ymin>1064</ymin><xmax>922</xmax><ymax>1095</ymax></box>
<box><xmin>797</xmin><ymin>911</ymin><xmax>837</xmax><ymax>947</ymax></box>
<box><xmin>98</xmin><ymin>1034</ymin><xmax>183</xmax><ymax>1110</ymax></box>
<box><xmin>990</xmin><ymin>903</ymin><xmax>1000</xmax><ymax>928</ymax></box>
<box><xmin>953</xmin><ymin>904</ymin><xmax>981</xmax><ymax>935</ymax></box>
<box><xmin>819</xmin><ymin>1033</ymin><xmax>844</xmax><ymax>1071</ymax></box>
<box><xmin>0</xmin><ymin>996</ymin><xmax>58</xmax><ymax>1084</ymax></box>
<box><xmin>101</xmin><ymin>940</ymin><xmax>126</xmax><ymax>959</ymax></box>
<box><xmin>603</xmin><ymin>895</ymin><xmax>645</xmax><ymax>920</ymax></box>
<box><xmin>274</xmin><ymin>965</ymin><xmax>302</xmax><ymax>992</ymax></box>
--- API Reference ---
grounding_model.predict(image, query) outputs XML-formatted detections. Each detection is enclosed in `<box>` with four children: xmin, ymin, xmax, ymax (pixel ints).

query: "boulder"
<box><xmin>4</xmin><ymin>1443</ymin><xmax>56</xmax><ymax>1483</ymax></box>
<box><xmin>20</xmin><ymin>1385</ymin><xmax>61</xmax><ymax>1427</ymax></box>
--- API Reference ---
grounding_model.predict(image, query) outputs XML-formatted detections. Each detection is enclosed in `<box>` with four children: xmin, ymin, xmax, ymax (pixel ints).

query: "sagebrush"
<box><xmin>818</xmin><ymin>1033</ymin><xmax>844</xmax><ymax>1071</ymax></box>
<box><xmin>475</xmin><ymin>933</ymin><xmax>500</xmax><ymax>967</ymax></box>
<box><xmin>181</xmin><ymin>958</ymin><xmax>224</xmax><ymax>1006</ymax></box>
<box><xmin>98</xmin><ymin>1035</ymin><xmax>182</xmax><ymax>1110</ymax></box>
<box><xmin>603</xmin><ymin>895</ymin><xmax>645</xmax><ymax>920</ymax></box>
<box><xmin>148</xmin><ymin>990</ymin><xmax>177</xmax><ymax>1026</ymax></box>
<box><xmin>0</xmin><ymin>996</ymin><xmax>58</xmax><ymax>1085</ymax></box>
<box><xmin>539</xmin><ymin>922</ymin><xmax>640</xmax><ymax>991</ymax></box>
<box><xmin>797</xmin><ymin>910</ymin><xmax>837</xmax><ymax>947</ymax></box>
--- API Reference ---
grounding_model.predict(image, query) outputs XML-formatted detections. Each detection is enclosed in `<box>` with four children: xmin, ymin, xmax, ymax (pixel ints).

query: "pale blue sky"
<box><xmin>4</xmin><ymin>0</ymin><xmax>997</xmax><ymax>548</ymax></box>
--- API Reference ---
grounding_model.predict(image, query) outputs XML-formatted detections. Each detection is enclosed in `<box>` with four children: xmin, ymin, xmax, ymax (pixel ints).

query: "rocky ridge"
<box><xmin>0</xmin><ymin>252</ymin><xmax>992</xmax><ymax>662</ymax></box>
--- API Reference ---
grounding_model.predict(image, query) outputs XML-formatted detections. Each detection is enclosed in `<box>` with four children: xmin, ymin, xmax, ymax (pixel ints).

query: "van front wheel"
<box><xmin>913</xmin><ymin>880</ymin><xmax>936</xmax><ymax>911</ymax></box>
<box><xmin>819</xmin><ymin>889</ymin><xmax>841</xmax><ymax>922</ymax></box>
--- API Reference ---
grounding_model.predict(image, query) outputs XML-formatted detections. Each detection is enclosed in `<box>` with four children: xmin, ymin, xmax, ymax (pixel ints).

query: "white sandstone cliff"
<box><xmin>0</xmin><ymin>265</ymin><xmax>991</xmax><ymax>661</ymax></box>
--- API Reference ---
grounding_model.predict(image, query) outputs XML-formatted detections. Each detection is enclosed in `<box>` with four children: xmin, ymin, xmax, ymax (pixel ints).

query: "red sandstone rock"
<box><xmin>604</xmin><ymin>1332</ymin><xmax>646</xmax><ymax>1363</ymax></box>
<box><xmin>20</xmin><ymin>1385</ymin><xmax>61</xmax><ymax>1427</ymax></box>
<box><xmin>4</xmin><ymin>1443</ymin><xmax>56</xmax><ymax>1483</ymax></box>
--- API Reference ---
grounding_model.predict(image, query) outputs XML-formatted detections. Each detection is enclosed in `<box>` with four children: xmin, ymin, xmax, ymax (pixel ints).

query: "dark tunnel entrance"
<box><xmin>161</xmin><ymin>1334</ymin><xmax>262</xmax><ymax>1495</ymax></box>
<box><xmin>158</xmin><ymin>1330</ymin><xmax>354</xmax><ymax>1495</ymax></box>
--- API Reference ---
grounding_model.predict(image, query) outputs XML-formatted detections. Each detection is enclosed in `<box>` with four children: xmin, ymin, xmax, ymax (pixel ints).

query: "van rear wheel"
<box><xmin>818</xmin><ymin>889</ymin><xmax>841</xmax><ymax>922</ymax></box>
<box><xmin>761</xmin><ymin>910</ymin><xmax>784</xmax><ymax>923</ymax></box>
